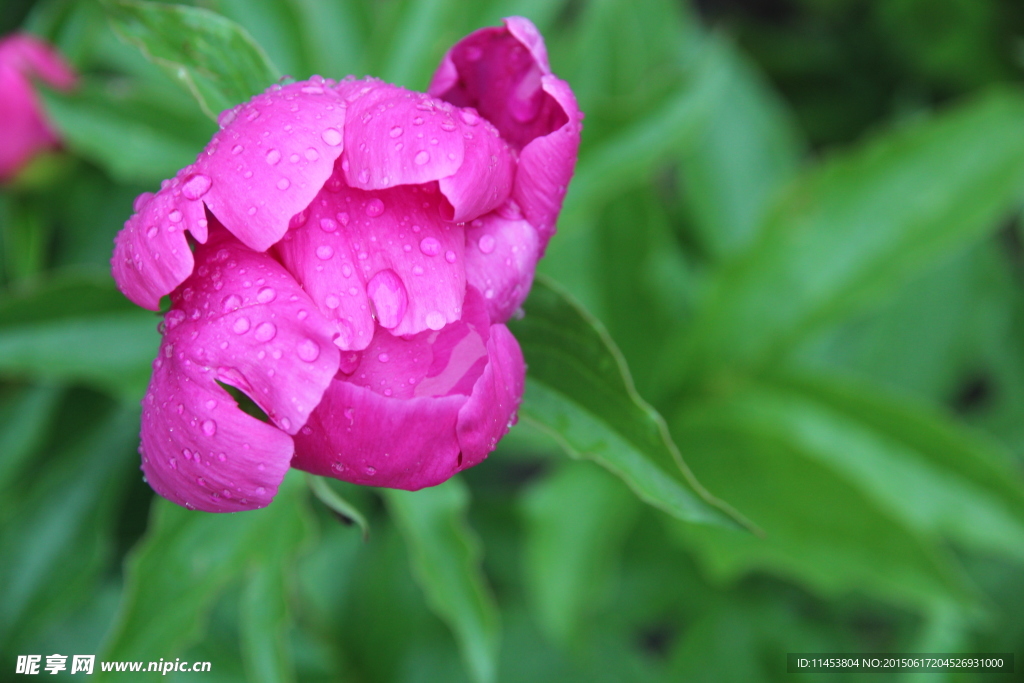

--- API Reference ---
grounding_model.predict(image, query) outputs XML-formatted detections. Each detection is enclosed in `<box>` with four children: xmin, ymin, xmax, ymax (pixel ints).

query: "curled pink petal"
<box><xmin>429</xmin><ymin>17</ymin><xmax>581</xmax><ymax>249</ymax></box>
<box><xmin>111</xmin><ymin>175</ymin><xmax>208</xmax><ymax>310</ymax></box>
<box><xmin>464</xmin><ymin>203</ymin><xmax>540</xmax><ymax>322</ymax></box>
<box><xmin>195</xmin><ymin>79</ymin><xmax>348</xmax><ymax>252</ymax></box>
<box><xmin>139</xmin><ymin>228</ymin><xmax>340</xmax><ymax>511</ymax></box>
<box><xmin>276</xmin><ymin>175</ymin><xmax>466</xmax><ymax>344</ymax></box>
<box><xmin>0</xmin><ymin>34</ymin><xmax>76</xmax><ymax>182</ymax></box>
<box><xmin>291</xmin><ymin>288</ymin><xmax>522</xmax><ymax>489</ymax></box>
<box><xmin>340</xmin><ymin>80</ymin><xmax>514</xmax><ymax>222</ymax></box>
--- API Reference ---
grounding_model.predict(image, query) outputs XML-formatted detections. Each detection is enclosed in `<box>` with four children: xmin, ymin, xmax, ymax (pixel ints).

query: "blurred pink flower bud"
<box><xmin>0</xmin><ymin>33</ymin><xmax>76</xmax><ymax>182</ymax></box>
<box><xmin>111</xmin><ymin>18</ymin><xmax>581</xmax><ymax>512</ymax></box>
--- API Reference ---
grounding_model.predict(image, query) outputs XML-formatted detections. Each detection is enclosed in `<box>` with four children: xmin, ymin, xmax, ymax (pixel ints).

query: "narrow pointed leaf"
<box><xmin>510</xmin><ymin>276</ymin><xmax>748</xmax><ymax>530</ymax></box>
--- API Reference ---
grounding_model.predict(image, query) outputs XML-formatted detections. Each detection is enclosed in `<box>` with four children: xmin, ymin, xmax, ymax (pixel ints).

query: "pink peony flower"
<box><xmin>0</xmin><ymin>33</ymin><xmax>76</xmax><ymax>182</ymax></box>
<box><xmin>111</xmin><ymin>17</ymin><xmax>581</xmax><ymax>511</ymax></box>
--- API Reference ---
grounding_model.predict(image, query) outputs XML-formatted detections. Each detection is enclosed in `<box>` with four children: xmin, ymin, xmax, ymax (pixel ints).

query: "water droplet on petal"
<box><xmin>366</xmin><ymin>269</ymin><xmax>408</xmax><ymax>329</ymax></box>
<box><xmin>316</xmin><ymin>245</ymin><xmax>335</xmax><ymax>260</ymax></box>
<box><xmin>322</xmin><ymin>127</ymin><xmax>342</xmax><ymax>146</ymax></box>
<box><xmin>202</xmin><ymin>419</ymin><xmax>217</xmax><ymax>436</ymax></box>
<box><xmin>181</xmin><ymin>173</ymin><xmax>212</xmax><ymax>200</ymax></box>
<box><xmin>320</xmin><ymin>217</ymin><xmax>338</xmax><ymax>232</ymax></box>
<box><xmin>414</xmin><ymin>150</ymin><xmax>430</xmax><ymax>165</ymax></box>
<box><xmin>305</xmin><ymin>147</ymin><xmax>320</xmax><ymax>161</ymax></box>
<box><xmin>445</xmin><ymin>250</ymin><xmax>457</xmax><ymax>263</ymax></box>
<box><xmin>389</xmin><ymin>125</ymin><xmax>403</xmax><ymax>138</ymax></box>
<box><xmin>168</xmin><ymin>210</ymin><xmax>182</xmax><ymax>223</ymax></box>
<box><xmin>425</xmin><ymin>311</ymin><xmax>445</xmax><ymax>330</ymax></box>
<box><xmin>478</xmin><ymin>234</ymin><xmax>496</xmax><ymax>254</ymax></box>
<box><xmin>460</xmin><ymin>110</ymin><xmax>480</xmax><ymax>126</ymax></box>
<box><xmin>358</xmin><ymin>169</ymin><xmax>370</xmax><ymax>184</ymax></box>
<box><xmin>265</xmin><ymin>148</ymin><xmax>281</xmax><ymax>165</ymax></box>
<box><xmin>419</xmin><ymin>237</ymin><xmax>441</xmax><ymax>256</ymax></box>
<box><xmin>233</xmin><ymin>317</ymin><xmax>251</xmax><ymax>334</ymax></box>
<box><xmin>378</xmin><ymin>353</ymin><xmax>389</xmax><ymax>363</ymax></box>
<box><xmin>254</xmin><ymin>322</ymin><xmax>277</xmax><ymax>341</ymax></box>
<box><xmin>297</xmin><ymin>338</ymin><xmax>321</xmax><ymax>362</ymax></box>
<box><xmin>256</xmin><ymin>287</ymin><xmax>276</xmax><ymax>303</ymax></box>
<box><xmin>365</xmin><ymin>198</ymin><xmax>385</xmax><ymax>217</ymax></box>
<box><xmin>146</xmin><ymin>226</ymin><xmax>159</xmax><ymax>239</ymax></box>
<box><xmin>222</xmin><ymin>294</ymin><xmax>242</xmax><ymax>312</ymax></box>
<box><xmin>365</xmin><ymin>466</ymin><xmax>376</xmax><ymax>476</ymax></box>
<box><xmin>231</xmin><ymin>144</ymin><xmax>244</xmax><ymax>155</ymax></box>
<box><xmin>277</xmin><ymin>178</ymin><xmax>291</xmax><ymax>190</ymax></box>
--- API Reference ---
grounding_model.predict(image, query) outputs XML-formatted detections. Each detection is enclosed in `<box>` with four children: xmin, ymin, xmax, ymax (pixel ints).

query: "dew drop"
<box><xmin>322</xmin><ymin>127</ymin><xmax>342</xmax><ymax>146</ymax></box>
<box><xmin>358</xmin><ymin>169</ymin><xmax>370</xmax><ymax>184</ymax></box>
<box><xmin>365</xmin><ymin>198</ymin><xmax>385</xmax><ymax>217</ymax></box>
<box><xmin>337</xmin><ymin>212</ymin><xmax>350</xmax><ymax>226</ymax></box>
<box><xmin>425</xmin><ymin>311</ymin><xmax>445</xmax><ymax>330</ymax></box>
<box><xmin>202</xmin><ymin>419</ymin><xmax>217</xmax><ymax>436</ymax></box>
<box><xmin>365</xmin><ymin>466</ymin><xmax>376</xmax><ymax>476</ymax></box>
<box><xmin>181</xmin><ymin>173</ymin><xmax>212</xmax><ymax>200</ymax></box>
<box><xmin>265</xmin><ymin>148</ymin><xmax>281</xmax><ymax>165</ymax></box>
<box><xmin>366</xmin><ymin>269</ymin><xmax>408</xmax><ymax>329</ymax></box>
<box><xmin>389</xmin><ymin>125</ymin><xmax>404</xmax><ymax>138</ymax></box>
<box><xmin>256</xmin><ymin>287</ymin><xmax>276</xmax><ymax>303</ymax></box>
<box><xmin>478</xmin><ymin>234</ymin><xmax>496</xmax><ymax>254</ymax></box>
<box><xmin>378</xmin><ymin>353</ymin><xmax>389</xmax><ymax>363</ymax></box>
<box><xmin>232</xmin><ymin>317</ymin><xmax>251</xmax><ymax>334</ymax></box>
<box><xmin>319</xmin><ymin>217</ymin><xmax>338</xmax><ymax>232</ymax></box>
<box><xmin>297</xmin><ymin>338</ymin><xmax>321</xmax><ymax>362</ymax></box>
<box><xmin>231</xmin><ymin>144</ymin><xmax>244</xmax><ymax>155</ymax></box>
<box><xmin>414</xmin><ymin>150</ymin><xmax>430</xmax><ymax>165</ymax></box>
<box><xmin>254</xmin><ymin>322</ymin><xmax>277</xmax><ymax>341</ymax></box>
<box><xmin>277</xmin><ymin>178</ymin><xmax>291</xmax><ymax>190</ymax></box>
<box><xmin>445</xmin><ymin>250</ymin><xmax>457</xmax><ymax>263</ymax></box>
<box><xmin>325</xmin><ymin>294</ymin><xmax>340</xmax><ymax>309</ymax></box>
<box><xmin>316</xmin><ymin>245</ymin><xmax>335</xmax><ymax>260</ymax></box>
<box><xmin>305</xmin><ymin>147</ymin><xmax>320</xmax><ymax>161</ymax></box>
<box><xmin>168</xmin><ymin>210</ymin><xmax>182</xmax><ymax>223</ymax></box>
<box><xmin>146</xmin><ymin>226</ymin><xmax>159</xmax><ymax>239</ymax></box>
<box><xmin>222</xmin><ymin>294</ymin><xmax>242</xmax><ymax>312</ymax></box>
<box><xmin>460</xmin><ymin>110</ymin><xmax>480</xmax><ymax>126</ymax></box>
<box><xmin>419</xmin><ymin>237</ymin><xmax>441</xmax><ymax>256</ymax></box>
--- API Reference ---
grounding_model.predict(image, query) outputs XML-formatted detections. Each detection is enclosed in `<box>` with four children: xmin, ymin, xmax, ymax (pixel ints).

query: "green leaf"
<box><xmin>672</xmin><ymin>378</ymin><xmax>995</xmax><ymax>613</ymax></box>
<box><xmin>670</xmin><ymin>89</ymin><xmax>1024</xmax><ymax>391</ymax></box>
<box><xmin>97</xmin><ymin>472</ymin><xmax>313</xmax><ymax>675</ymax></box>
<box><xmin>39</xmin><ymin>80</ymin><xmax>213</xmax><ymax>184</ymax></box>
<box><xmin>0</xmin><ymin>402</ymin><xmax>138</xmax><ymax>650</ymax></box>
<box><xmin>510</xmin><ymin>276</ymin><xmax>747</xmax><ymax>530</ymax></box>
<box><xmin>520</xmin><ymin>460</ymin><xmax>640</xmax><ymax>643</ymax></box>
<box><xmin>0</xmin><ymin>383</ymin><xmax>62</xmax><ymax>491</ymax></box>
<box><xmin>558</xmin><ymin>36</ymin><xmax>730</xmax><ymax>234</ymax></box>
<box><xmin>103</xmin><ymin>0</ymin><xmax>280</xmax><ymax>120</ymax></box>
<box><xmin>0</xmin><ymin>273</ymin><xmax>158</xmax><ymax>398</ymax></box>
<box><xmin>678</xmin><ymin>41</ymin><xmax>803</xmax><ymax>259</ymax></box>
<box><xmin>761</xmin><ymin>371</ymin><xmax>1024</xmax><ymax>562</ymax></box>
<box><xmin>241</xmin><ymin>563</ymin><xmax>296</xmax><ymax>683</ymax></box>
<box><xmin>384</xmin><ymin>478</ymin><xmax>500</xmax><ymax>683</ymax></box>
<box><xmin>306</xmin><ymin>473</ymin><xmax>369</xmax><ymax>540</ymax></box>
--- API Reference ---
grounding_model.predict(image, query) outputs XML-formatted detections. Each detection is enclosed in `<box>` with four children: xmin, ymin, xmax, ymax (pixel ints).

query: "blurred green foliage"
<box><xmin>2</xmin><ymin>0</ymin><xmax>1024</xmax><ymax>681</ymax></box>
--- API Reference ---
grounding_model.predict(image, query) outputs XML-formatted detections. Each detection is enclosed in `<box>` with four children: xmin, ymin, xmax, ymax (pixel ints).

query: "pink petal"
<box><xmin>195</xmin><ymin>80</ymin><xmax>348</xmax><ymax>252</ymax></box>
<box><xmin>512</xmin><ymin>75</ymin><xmax>581</xmax><ymax>249</ymax></box>
<box><xmin>275</xmin><ymin>176</ymin><xmax>466</xmax><ymax>344</ymax></box>
<box><xmin>111</xmin><ymin>175</ymin><xmax>208</xmax><ymax>310</ymax></box>
<box><xmin>455</xmin><ymin>321</ymin><xmax>524</xmax><ymax>468</ymax></box>
<box><xmin>291</xmin><ymin>288</ymin><xmax>522</xmax><ymax>489</ymax></box>
<box><xmin>0</xmin><ymin>34</ymin><xmax>76</xmax><ymax>90</ymax></box>
<box><xmin>0</xmin><ymin>63</ymin><xmax>56</xmax><ymax>181</ymax></box>
<box><xmin>0</xmin><ymin>34</ymin><xmax>76</xmax><ymax>182</ymax></box>
<box><xmin>429</xmin><ymin>17</ymin><xmax>582</xmax><ymax>249</ymax></box>
<box><xmin>464</xmin><ymin>203</ymin><xmax>540</xmax><ymax>322</ymax></box>
<box><xmin>339</xmin><ymin>80</ymin><xmax>514</xmax><ymax>222</ymax></box>
<box><xmin>140</xmin><ymin>228</ymin><xmax>340</xmax><ymax>512</ymax></box>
